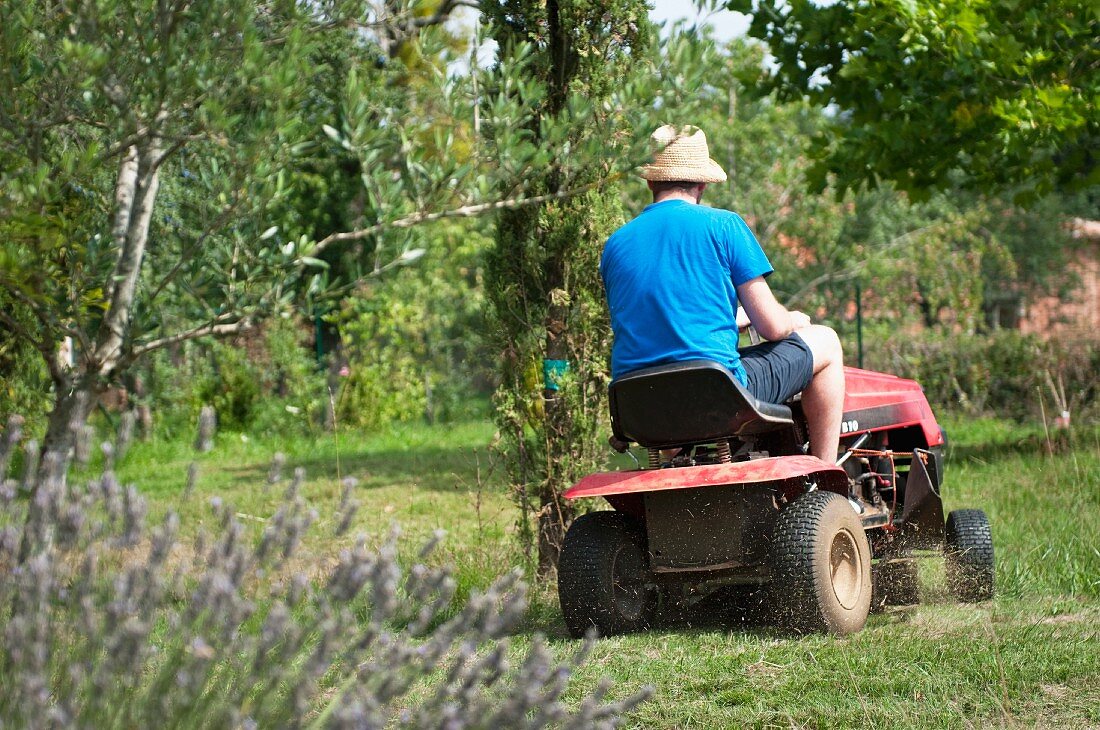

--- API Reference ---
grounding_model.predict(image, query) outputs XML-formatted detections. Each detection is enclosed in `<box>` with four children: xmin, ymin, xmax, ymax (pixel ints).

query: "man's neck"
<box><xmin>652</xmin><ymin>190</ymin><xmax>700</xmax><ymax>205</ymax></box>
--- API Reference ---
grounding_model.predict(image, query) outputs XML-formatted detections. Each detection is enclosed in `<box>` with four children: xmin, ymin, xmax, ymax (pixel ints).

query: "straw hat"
<box><xmin>639</xmin><ymin>124</ymin><xmax>727</xmax><ymax>184</ymax></box>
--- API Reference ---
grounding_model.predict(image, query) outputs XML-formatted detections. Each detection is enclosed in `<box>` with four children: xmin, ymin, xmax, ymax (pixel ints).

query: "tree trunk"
<box><xmin>20</xmin><ymin>370</ymin><xmax>101</xmax><ymax>562</ymax></box>
<box><xmin>538</xmin><ymin>287</ymin><xmax>574</xmax><ymax>576</ymax></box>
<box><xmin>34</xmin><ymin>141</ymin><xmax>159</xmax><ymax>478</ymax></box>
<box><xmin>483</xmin><ymin>0</ymin><xmax>648</xmax><ymax>582</ymax></box>
<box><xmin>39</xmin><ymin>371</ymin><xmax>101</xmax><ymax>477</ymax></box>
<box><xmin>537</xmin><ymin>494</ymin><xmax>571</xmax><ymax>578</ymax></box>
<box><xmin>534</xmin><ymin>0</ymin><xmax>569</xmax><ymax>574</ymax></box>
<box><xmin>96</xmin><ymin>143</ymin><xmax>161</xmax><ymax>373</ymax></box>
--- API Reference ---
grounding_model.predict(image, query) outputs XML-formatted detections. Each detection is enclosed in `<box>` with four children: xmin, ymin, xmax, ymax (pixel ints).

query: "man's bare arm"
<box><xmin>736</xmin><ymin>276</ymin><xmax>811</xmax><ymax>340</ymax></box>
<box><xmin>736</xmin><ymin>306</ymin><xmax>751</xmax><ymax>330</ymax></box>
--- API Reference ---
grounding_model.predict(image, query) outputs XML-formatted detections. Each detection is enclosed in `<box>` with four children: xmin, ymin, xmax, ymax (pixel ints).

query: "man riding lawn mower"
<box><xmin>556</xmin><ymin>125</ymin><xmax>995</xmax><ymax>637</ymax></box>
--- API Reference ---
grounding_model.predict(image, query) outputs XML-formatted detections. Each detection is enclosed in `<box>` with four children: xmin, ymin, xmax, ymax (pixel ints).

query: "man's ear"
<box><xmin>695</xmin><ymin>183</ymin><xmax>707</xmax><ymax>202</ymax></box>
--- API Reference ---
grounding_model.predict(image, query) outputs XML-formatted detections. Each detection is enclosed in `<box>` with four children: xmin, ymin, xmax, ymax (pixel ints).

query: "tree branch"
<box><xmin>783</xmin><ymin>224</ymin><xmax>940</xmax><ymax>307</ymax></box>
<box><xmin>129</xmin><ymin>317</ymin><xmax>253</xmax><ymax>359</ymax></box>
<box><xmin>785</xmin><ymin>268</ymin><xmax>863</xmax><ymax>308</ymax></box>
<box><xmin>312</xmin><ymin>180</ymin><xmax>607</xmax><ymax>255</ymax></box>
<box><xmin>405</xmin><ymin>0</ymin><xmax>478</xmax><ymax>30</ymax></box>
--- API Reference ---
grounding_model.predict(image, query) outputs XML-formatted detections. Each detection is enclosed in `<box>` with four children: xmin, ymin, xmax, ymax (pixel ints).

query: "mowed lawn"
<box><xmin>110</xmin><ymin>416</ymin><xmax>1100</xmax><ymax>728</ymax></box>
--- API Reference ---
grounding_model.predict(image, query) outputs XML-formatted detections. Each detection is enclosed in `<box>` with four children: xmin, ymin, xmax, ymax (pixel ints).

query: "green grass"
<box><xmin>108</xmin><ymin>419</ymin><xmax>516</xmax><ymax>598</ymax></box>
<box><xmin>108</xmin><ymin>415</ymin><xmax>1100</xmax><ymax>728</ymax></box>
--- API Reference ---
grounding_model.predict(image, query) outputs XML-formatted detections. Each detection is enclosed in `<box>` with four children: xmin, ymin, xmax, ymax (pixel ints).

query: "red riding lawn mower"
<box><xmin>557</xmin><ymin>361</ymin><xmax>995</xmax><ymax>637</ymax></box>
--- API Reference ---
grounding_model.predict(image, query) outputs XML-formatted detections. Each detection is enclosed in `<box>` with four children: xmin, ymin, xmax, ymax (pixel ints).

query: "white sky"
<box><xmin>649</xmin><ymin>0</ymin><xmax>750</xmax><ymax>41</ymax></box>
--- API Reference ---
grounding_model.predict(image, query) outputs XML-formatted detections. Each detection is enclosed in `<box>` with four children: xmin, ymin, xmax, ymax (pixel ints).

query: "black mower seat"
<box><xmin>609</xmin><ymin>359</ymin><xmax>794</xmax><ymax>449</ymax></box>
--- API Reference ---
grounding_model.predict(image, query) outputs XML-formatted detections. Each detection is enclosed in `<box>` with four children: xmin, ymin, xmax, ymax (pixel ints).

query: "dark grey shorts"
<box><xmin>740</xmin><ymin>332</ymin><xmax>815</xmax><ymax>405</ymax></box>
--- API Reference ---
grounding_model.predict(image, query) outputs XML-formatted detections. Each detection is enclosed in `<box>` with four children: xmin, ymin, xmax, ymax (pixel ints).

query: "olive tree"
<box><xmin>1</xmin><ymin>0</ymin><xmax>311</xmax><ymax>467</ymax></box>
<box><xmin>0</xmin><ymin>0</ymin><xmax>565</xmax><ymax>475</ymax></box>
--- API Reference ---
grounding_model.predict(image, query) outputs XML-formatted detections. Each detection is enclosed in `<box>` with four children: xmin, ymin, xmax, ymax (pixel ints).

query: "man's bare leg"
<box><xmin>794</xmin><ymin>324</ymin><xmax>845</xmax><ymax>462</ymax></box>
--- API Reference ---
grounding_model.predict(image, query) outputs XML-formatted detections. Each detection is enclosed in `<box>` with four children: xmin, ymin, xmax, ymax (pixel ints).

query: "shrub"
<box><xmin>0</xmin><ymin>417</ymin><xmax>649</xmax><ymax>727</ymax></box>
<box><xmin>335</xmin><ymin>224</ymin><xmax>496</xmax><ymax>431</ymax></box>
<box><xmin>142</xmin><ymin>316</ymin><xmax>327</xmax><ymax>438</ymax></box>
<box><xmin>863</xmin><ymin>330</ymin><xmax>1100</xmax><ymax>422</ymax></box>
<box><xmin>193</xmin><ymin>341</ymin><xmax>263</xmax><ymax>432</ymax></box>
<box><xmin>337</xmin><ymin>290</ymin><xmax>431</xmax><ymax>431</ymax></box>
<box><xmin>248</xmin><ymin>315</ymin><xmax>329</xmax><ymax>436</ymax></box>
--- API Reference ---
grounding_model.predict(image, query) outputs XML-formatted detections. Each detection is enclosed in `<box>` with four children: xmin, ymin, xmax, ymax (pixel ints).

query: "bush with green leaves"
<box><xmin>139</xmin><ymin>315</ymin><xmax>327</xmax><ymax>437</ymax></box>
<box><xmin>0</xmin><ymin>415</ymin><xmax>649</xmax><ymax>727</ymax></box>
<box><xmin>245</xmin><ymin>315</ymin><xmax>329</xmax><ymax>436</ymax></box>
<box><xmin>864</xmin><ymin>330</ymin><xmax>1100</xmax><ymax>422</ymax></box>
<box><xmin>336</xmin><ymin>222</ymin><xmax>495</xmax><ymax>431</ymax></box>
<box><xmin>192</xmin><ymin>342</ymin><xmax>263</xmax><ymax>433</ymax></box>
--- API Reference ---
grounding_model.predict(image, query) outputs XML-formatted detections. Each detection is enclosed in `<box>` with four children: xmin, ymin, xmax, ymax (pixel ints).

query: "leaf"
<box><xmin>297</xmin><ymin>257</ymin><xmax>329</xmax><ymax>270</ymax></box>
<box><xmin>321</xmin><ymin>124</ymin><xmax>344</xmax><ymax>145</ymax></box>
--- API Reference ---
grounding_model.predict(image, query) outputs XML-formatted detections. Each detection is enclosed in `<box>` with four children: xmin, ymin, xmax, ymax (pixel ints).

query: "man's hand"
<box><xmin>737</xmin><ymin>276</ymin><xmax>803</xmax><ymax>341</ymax></box>
<box><xmin>790</xmin><ymin>311</ymin><xmax>812</xmax><ymax>330</ymax></box>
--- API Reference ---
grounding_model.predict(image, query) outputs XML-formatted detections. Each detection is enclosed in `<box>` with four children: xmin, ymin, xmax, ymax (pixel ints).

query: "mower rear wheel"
<box><xmin>557</xmin><ymin>511</ymin><xmax>657</xmax><ymax>638</ymax></box>
<box><xmin>770</xmin><ymin>491</ymin><xmax>872</xmax><ymax>635</ymax></box>
<box><xmin>944</xmin><ymin>509</ymin><xmax>995</xmax><ymax>602</ymax></box>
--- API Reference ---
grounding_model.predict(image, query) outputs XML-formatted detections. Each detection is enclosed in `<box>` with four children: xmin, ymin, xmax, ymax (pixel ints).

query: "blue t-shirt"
<box><xmin>600</xmin><ymin>199</ymin><xmax>773</xmax><ymax>384</ymax></box>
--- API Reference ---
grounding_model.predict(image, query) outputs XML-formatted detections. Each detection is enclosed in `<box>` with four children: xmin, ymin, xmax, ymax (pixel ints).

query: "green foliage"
<box><xmin>335</xmin><ymin>221</ymin><xmax>493</xmax><ymax>431</ymax></box>
<box><xmin>727</xmin><ymin>0</ymin><xmax>1100</xmax><ymax>200</ymax></box>
<box><xmin>0</xmin><ymin>0</ymin><xmax>334</xmax><ymax>465</ymax></box>
<box><xmin>0</xmin><ymin>0</ymin><xmax>313</xmax><ymax>327</ymax></box>
<box><xmin>194</xmin><ymin>344</ymin><xmax>262</xmax><ymax>433</ymax></box>
<box><xmin>0</xmin><ymin>295</ymin><xmax>49</xmax><ymax>433</ymax></box>
<box><xmin>253</xmin><ymin>315</ymin><xmax>329</xmax><ymax>430</ymax></box>
<box><xmin>774</xmin><ymin>190</ymin><xmax>1014</xmax><ymax>331</ymax></box>
<box><xmin>338</xmin><ymin>294</ymin><xmax>432</xmax><ymax>430</ymax></box>
<box><xmin>636</xmin><ymin>32</ymin><xmax>1087</xmax><ymax>341</ymax></box>
<box><xmin>864</xmin><ymin>329</ymin><xmax>1100</xmax><ymax>420</ymax></box>
<box><xmin>1</xmin><ymin>0</ymin><xmax>547</xmax><ymax>461</ymax></box>
<box><xmin>141</xmin><ymin>316</ymin><xmax>325</xmax><ymax>437</ymax></box>
<box><xmin>485</xmin><ymin>187</ymin><xmax>623</xmax><ymax>481</ymax></box>
<box><xmin>144</xmin><ymin>217</ymin><xmax>493</xmax><ymax>438</ymax></box>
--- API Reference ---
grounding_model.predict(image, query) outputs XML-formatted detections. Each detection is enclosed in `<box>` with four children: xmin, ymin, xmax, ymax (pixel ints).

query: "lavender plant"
<box><xmin>0</xmin><ymin>420</ymin><xmax>649</xmax><ymax>728</ymax></box>
<box><xmin>195</xmin><ymin>405</ymin><xmax>217</xmax><ymax>453</ymax></box>
<box><xmin>74</xmin><ymin>425</ymin><xmax>94</xmax><ymax>468</ymax></box>
<box><xmin>116</xmin><ymin>412</ymin><xmax>135</xmax><ymax>461</ymax></box>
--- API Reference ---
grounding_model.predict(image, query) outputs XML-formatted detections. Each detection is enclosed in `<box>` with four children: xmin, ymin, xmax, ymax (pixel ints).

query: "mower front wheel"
<box><xmin>558</xmin><ymin>511</ymin><xmax>657</xmax><ymax>639</ymax></box>
<box><xmin>770</xmin><ymin>491</ymin><xmax>872</xmax><ymax>635</ymax></box>
<box><xmin>944</xmin><ymin>509</ymin><xmax>995</xmax><ymax>602</ymax></box>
